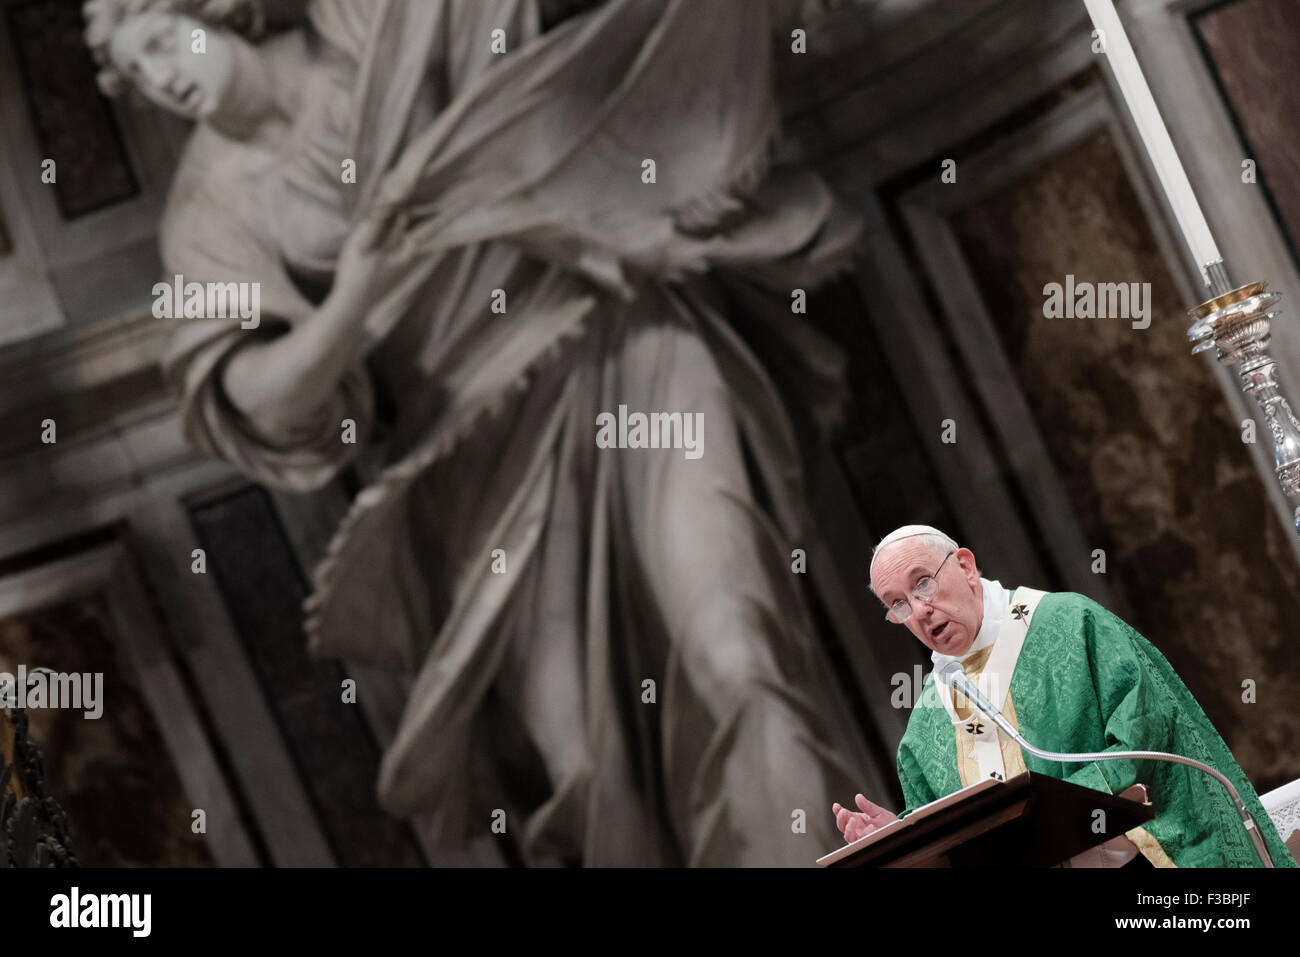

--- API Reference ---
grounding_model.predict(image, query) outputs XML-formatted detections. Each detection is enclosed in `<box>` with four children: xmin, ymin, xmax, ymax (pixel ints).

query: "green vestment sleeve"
<box><xmin>896</xmin><ymin>741</ymin><xmax>932</xmax><ymax>820</ymax></box>
<box><xmin>1024</xmin><ymin>594</ymin><xmax>1296</xmax><ymax>868</ymax></box>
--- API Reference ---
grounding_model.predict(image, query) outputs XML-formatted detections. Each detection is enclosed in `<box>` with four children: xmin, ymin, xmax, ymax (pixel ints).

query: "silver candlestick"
<box><xmin>1188</xmin><ymin>262</ymin><xmax>1300</xmax><ymax>535</ymax></box>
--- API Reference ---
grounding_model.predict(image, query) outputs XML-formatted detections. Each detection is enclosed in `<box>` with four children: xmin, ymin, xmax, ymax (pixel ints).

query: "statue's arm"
<box><xmin>162</xmin><ymin>215</ymin><xmax>427</xmax><ymax>493</ymax></box>
<box><xmin>221</xmin><ymin>274</ymin><xmax>373</xmax><ymax>443</ymax></box>
<box><xmin>220</xmin><ymin>214</ymin><xmax>413</xmax><ymax>449</ymax></box>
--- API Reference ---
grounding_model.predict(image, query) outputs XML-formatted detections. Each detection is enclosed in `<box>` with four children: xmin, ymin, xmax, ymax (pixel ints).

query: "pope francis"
<box><xmin>832</xmin><ymin>525</ymin><xmax>1297</xmax><ymax>868</ymax></box>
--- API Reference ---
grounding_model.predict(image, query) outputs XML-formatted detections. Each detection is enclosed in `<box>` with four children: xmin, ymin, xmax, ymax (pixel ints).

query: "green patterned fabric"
<box><xmin>895</xmin><ymin>591</ymin><xmax>1296</xmax><ymax>868</ymax></box>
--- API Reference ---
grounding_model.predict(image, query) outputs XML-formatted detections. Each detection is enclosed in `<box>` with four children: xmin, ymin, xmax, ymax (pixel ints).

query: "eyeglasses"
<box><xmin>884</xmin><ymin>551</ymin><xmax>955</xmax><ymax>624</ymax></box>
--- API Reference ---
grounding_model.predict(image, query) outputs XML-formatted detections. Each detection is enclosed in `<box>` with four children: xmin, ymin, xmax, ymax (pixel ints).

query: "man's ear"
<box><xmin>955</xmin><ymin>547</ymin><xmax>980</xmax><ymax>585</ymax></box>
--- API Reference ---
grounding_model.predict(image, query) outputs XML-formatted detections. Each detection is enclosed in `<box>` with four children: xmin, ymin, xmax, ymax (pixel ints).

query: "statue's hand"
<box><xmin>334</xmin><ymin>208</ymin><xmax>418</xmax><ymax>308</ymax></box>
<box><xmin>831</xmin><ymin>793</ymin><xmax>898</xmax><ymax>844</ymax></box>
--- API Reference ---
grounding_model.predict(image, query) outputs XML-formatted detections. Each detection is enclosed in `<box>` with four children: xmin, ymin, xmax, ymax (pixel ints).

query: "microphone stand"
<box><xmin>937</xmin><ymin>662</ymin><xmax>1275</xmax><ymax>867</ymax></box>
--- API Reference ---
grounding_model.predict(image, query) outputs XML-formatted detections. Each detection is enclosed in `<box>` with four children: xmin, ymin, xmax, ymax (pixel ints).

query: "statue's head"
<box><xmin>84</xmin><ymin>0</ymin><xmax>268</xmax><ymax>127</ymax></box>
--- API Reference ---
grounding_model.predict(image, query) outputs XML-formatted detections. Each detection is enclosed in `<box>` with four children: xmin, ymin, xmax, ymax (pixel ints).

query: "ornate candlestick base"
<box><xmin>1188</xmin><ymin>278</ymin><xmax>1300</xmax><ymax>535</ymax></box>
<box><xmin>1</xmin><ymin>706</ymin><xmax>77</xmax><ymax>867</ymax></box>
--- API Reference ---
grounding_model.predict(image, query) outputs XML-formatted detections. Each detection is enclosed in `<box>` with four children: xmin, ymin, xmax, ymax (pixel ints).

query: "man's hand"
<box><xmin>832</xmin><ymin>793</ymin><xmax>898</xmax><ymax>844</ymax></box>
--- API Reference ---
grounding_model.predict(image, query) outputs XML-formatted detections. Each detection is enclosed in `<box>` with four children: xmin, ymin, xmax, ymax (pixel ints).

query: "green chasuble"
<box><xmin>895</xmin><ymin>590</ymin><xmax>1296</xmax><ymax>868</ymax></box>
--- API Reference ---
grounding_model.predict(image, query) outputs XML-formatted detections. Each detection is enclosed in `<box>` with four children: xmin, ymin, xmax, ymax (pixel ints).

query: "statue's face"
<box><xmin>872</xmin><ymin>542</ymin><xmax>984</xmax><ymax>656</ymax></box>
<box><xmin>107</xmin><ymin>10</ymin><xmax>235</xmax><ymax>120</ymax></box>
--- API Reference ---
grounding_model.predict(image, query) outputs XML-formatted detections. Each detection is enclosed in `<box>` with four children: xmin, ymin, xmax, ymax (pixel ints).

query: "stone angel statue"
<box><xmin>84</xmin><ymin>0</ymin><xmax>872</xmax><ymax>865</ymax></box>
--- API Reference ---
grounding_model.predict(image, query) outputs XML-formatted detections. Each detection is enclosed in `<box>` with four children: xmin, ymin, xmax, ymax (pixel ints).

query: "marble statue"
<box><xmin>85</xmin><ymin>0</ymin><xmax>870</xmax><ymax>865</ymax></box>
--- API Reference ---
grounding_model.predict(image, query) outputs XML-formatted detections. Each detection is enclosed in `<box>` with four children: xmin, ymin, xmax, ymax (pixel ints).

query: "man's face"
<box><xmin>107</xmin><ymin>11</ymin><xmax>235</xmax><ymax>120</ymax></box>
<box><xmin>872</xmin><ymin>542</ymin><xmax>984</xmax><ymax>656</ymax></box>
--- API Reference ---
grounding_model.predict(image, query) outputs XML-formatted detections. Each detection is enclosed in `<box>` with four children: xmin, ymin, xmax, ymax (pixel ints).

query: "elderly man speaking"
<box><xmin>832</xmin><ymin>525</ymin><xmax>1296</xmax><ymax>868</ymax></box>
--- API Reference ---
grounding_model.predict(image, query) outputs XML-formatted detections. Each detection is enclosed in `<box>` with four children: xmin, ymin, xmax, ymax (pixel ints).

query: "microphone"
<box><xmin>934</xmin><ymin>660</ymin><xmax>1276</xmax><ymax>867</ymax></box>
<box><xmin>936</xmin><ymin>661</ymin><xmax>1020</xmax><ymax>740</ymax></box>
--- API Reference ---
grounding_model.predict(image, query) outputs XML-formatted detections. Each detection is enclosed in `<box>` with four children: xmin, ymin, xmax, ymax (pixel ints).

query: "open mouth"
<box><xmin>929</xmin><ymin>621</ymin><xmax>951</xmax><ymax>640</ymax></box>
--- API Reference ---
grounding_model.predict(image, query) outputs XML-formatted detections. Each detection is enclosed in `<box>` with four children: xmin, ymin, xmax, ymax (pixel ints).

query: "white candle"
<box><xmin>1084</xmin><ymin>0</ymin><xmax>1221</xmax><ymax>282</ymax></box>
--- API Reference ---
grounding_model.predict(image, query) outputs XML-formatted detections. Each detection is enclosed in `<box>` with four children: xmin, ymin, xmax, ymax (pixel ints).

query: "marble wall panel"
<box><xmin>1194</xmin><ymin>0</ymin><xmax>1300</xmax><ymax>269</ymax></box>
<box><xmin>0</xmin><ymin>593</ymin><xmax>212</xmax><ymax>865</ymax></box>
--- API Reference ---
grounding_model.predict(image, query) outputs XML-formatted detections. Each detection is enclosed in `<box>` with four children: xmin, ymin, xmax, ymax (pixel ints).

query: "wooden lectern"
<box><xmin>817</xmin><ymin>771</ymin><xmax>1154</xmax><ymax>868</ymax></box>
